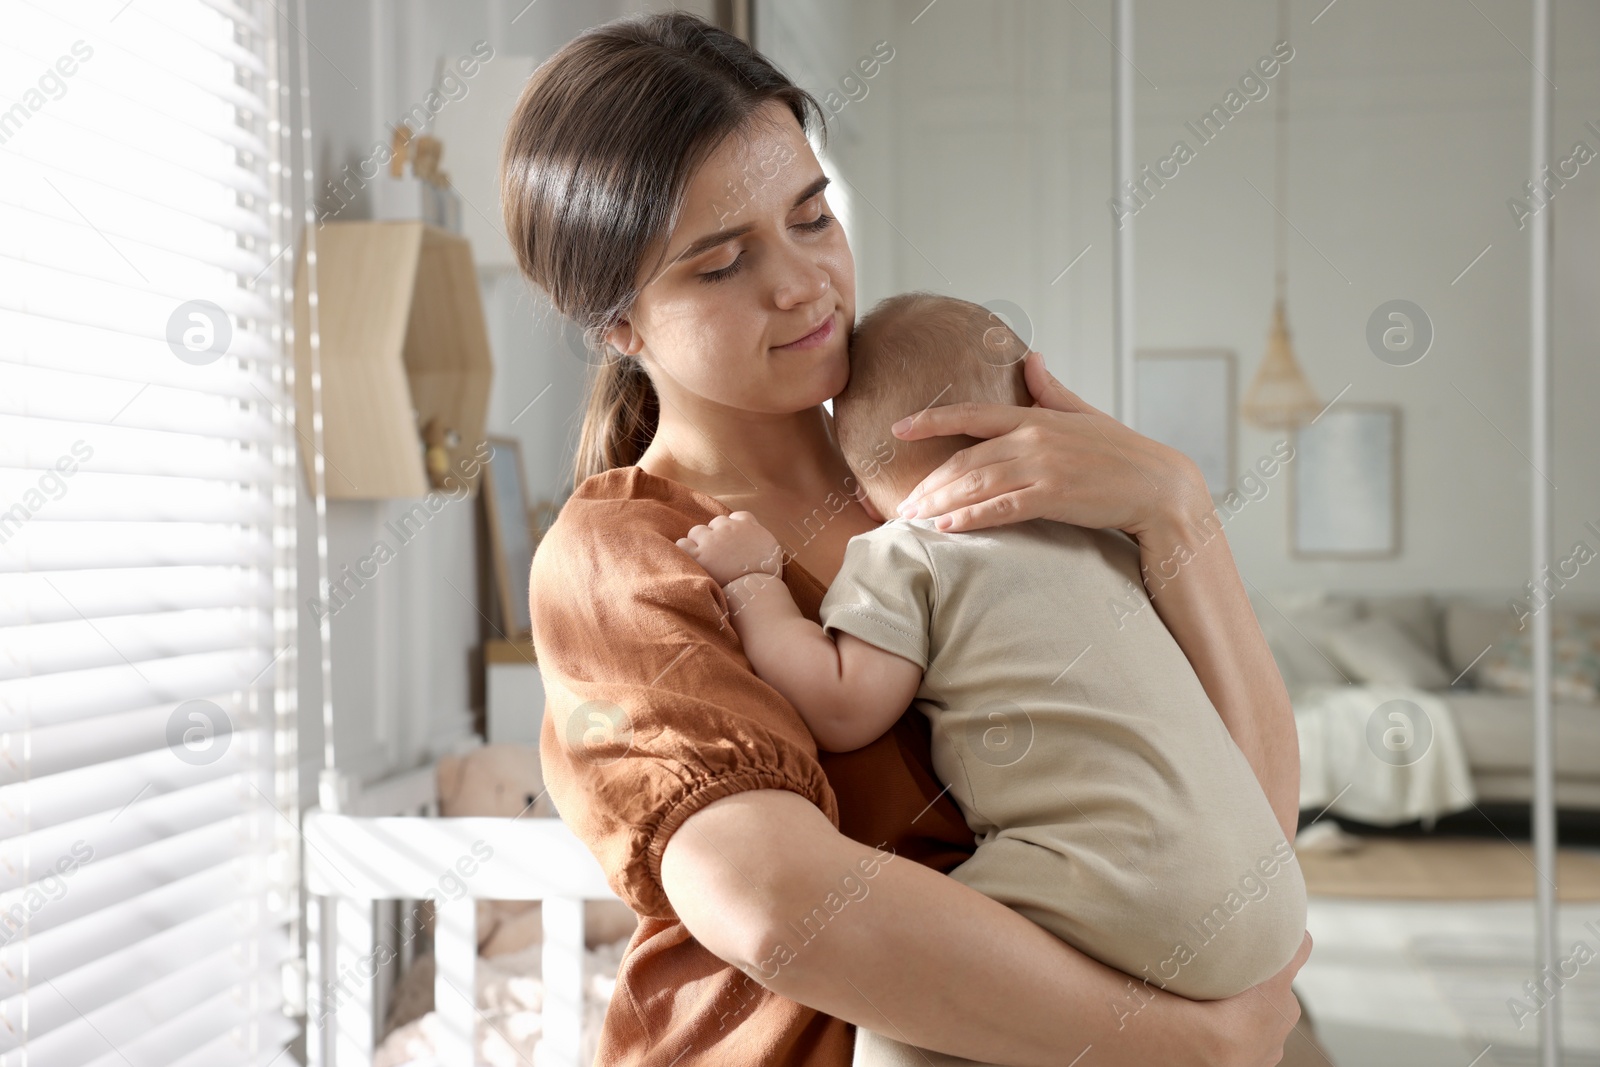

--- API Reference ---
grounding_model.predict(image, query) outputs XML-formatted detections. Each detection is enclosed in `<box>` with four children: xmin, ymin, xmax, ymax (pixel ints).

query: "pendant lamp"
<box><xmin>1242</xmin><ymin>0</ymin><xmax>1323</xmax><ymax>429</ymax></box>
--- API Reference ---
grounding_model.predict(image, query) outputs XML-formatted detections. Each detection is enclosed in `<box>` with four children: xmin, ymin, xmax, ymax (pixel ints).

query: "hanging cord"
<box><xmin>261</xmin><ymin>0</ymin><xmax>312</xmax><ymax>1014</ymax></box>
<box><xmin>1275</xmin><ymin>0</ymin><xmax>1289</xmax><ymax>302</ymax></box>
<box><xmin>290</xmin><ymin>0</ymin><xmax>338</xmax><ymax>796</ymax></box>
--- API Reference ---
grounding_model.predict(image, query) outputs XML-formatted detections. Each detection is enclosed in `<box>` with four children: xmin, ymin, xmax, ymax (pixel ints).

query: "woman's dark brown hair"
<box><xmin>500</xmin><ymin>11</ymin><xmax>827</xmax><ymax>488</ymax></box>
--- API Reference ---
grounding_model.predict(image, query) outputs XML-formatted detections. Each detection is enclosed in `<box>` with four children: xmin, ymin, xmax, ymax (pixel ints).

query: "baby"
<box><xmin>676</xmin><ymin>293</ymin><xmax>1305</xmax><ymax>1064</ymax></box>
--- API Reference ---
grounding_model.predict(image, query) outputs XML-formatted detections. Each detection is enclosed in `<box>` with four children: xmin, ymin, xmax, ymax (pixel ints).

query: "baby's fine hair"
<box><xmin>835</xmin><ymin>292</ymin><xmax>1032</xmax><ymax>511</ymax></box>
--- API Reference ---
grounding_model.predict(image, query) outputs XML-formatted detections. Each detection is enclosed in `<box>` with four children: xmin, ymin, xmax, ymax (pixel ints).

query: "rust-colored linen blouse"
<box><xmin>530</xmin><ymin>466</ymin><xmax>978</xmax><ymax>1065</ymax></box>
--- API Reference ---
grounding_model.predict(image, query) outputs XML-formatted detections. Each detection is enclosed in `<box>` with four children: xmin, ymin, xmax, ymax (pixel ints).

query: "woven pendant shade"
<box><xmin>1242</xmin><ymin>297</ymin><xmax>1322</xmax><ymax>428</ymax></box>
<box><xmin>1243</xmin><ymin>0</ymin><xmax>1321</xmax><ymax>431</ymax></box>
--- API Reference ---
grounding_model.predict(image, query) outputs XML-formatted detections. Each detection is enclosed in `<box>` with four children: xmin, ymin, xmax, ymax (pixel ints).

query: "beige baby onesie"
<box><xmin>818</xmin><ymin>518</ymin><xmax>1306</xmax><ymax>1067</ymax></box>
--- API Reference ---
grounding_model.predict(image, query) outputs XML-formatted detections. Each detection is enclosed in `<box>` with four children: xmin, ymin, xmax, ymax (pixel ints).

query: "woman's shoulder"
<box><xmin>536</xmin><ymin>467</ymin><xmax>716</xmax><ymax>572</ymax></box>
<box><xmin>530</xmin><ymin>466</ymin><xmax>728</xmax><ymax>638</ymax></box>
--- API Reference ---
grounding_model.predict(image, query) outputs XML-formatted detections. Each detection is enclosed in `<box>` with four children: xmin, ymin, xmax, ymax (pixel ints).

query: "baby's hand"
<box><xmin>676</xmin><ymin>511</ymin><xmax>784</xmax><ymax>586</ymax></box>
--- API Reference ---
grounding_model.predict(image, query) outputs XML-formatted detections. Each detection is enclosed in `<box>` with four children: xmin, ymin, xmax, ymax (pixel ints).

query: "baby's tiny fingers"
<box><xmin>675</xmin><ymin>537</ymin><xmax>697</xmax><ymax>554</ymax></box>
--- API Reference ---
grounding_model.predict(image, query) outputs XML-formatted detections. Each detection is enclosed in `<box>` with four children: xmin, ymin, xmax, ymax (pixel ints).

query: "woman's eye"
<box><xmin>796</xmin><ymin>210</ymin><xmax>836</xmax><ymax>233</ymax></box>
<box><xmin>697</xmin><ymin>209</ymin><xmax>834</xmax><ymax>285</ymax></box>
<box><xmin>700</xmin><ymin>252</ymin><xmax>745</xmax><ymax>284</ymax></box>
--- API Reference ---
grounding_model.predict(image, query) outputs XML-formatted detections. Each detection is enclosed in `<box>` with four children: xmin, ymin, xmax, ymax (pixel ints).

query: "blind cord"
<box><xmin>291</xmin><ymin>0</ymin><xmax>338</xmax><ymax>795</ymax></box>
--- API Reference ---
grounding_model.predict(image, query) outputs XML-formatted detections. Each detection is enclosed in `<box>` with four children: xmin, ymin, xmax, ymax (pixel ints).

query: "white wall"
<box><xmin>772</xmin><ymin>0</ymin><xmax>1600</xmax><ymax>599</ymax></box>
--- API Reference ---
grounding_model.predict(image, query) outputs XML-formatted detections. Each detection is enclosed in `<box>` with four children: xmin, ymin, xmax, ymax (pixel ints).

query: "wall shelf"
<box><xmin>292</xmin><ymin>221</ymin><xmax>493</xmax><ymax>499</ymax></box>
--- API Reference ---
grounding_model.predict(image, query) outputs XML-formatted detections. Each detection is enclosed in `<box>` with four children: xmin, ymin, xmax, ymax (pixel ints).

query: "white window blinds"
<box><xmin>0</xmin><ymin>1</ymin><xmax>300</xmax><ymax>1064</ymax></box>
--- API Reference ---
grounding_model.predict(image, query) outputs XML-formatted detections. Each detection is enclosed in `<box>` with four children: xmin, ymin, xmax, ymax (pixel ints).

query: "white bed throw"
<box><xmin>1293</xmin><ymin>683</ymin><xmax>1476</xmax><ymax>828</ymax></box>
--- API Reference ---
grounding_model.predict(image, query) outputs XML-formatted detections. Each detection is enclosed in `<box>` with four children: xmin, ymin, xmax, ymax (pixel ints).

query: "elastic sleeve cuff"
<box><xmin>641</xmin><ymin>767</ymin><xmax>839</xmax><ymax>920</ymax></box>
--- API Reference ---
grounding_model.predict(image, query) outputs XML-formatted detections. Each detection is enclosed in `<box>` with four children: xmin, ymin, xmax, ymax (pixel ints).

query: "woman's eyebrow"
<box><xmin>671</xmin><ymin>174</ymin><xmax>832</xmax><ymax>265</ymax></box>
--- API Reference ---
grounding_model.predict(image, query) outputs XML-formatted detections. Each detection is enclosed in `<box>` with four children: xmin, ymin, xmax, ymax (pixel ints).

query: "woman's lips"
<box><xmin>774</xmin><ymin>311</ymin><xmax>836</xmax><ymax>351</ymax></box>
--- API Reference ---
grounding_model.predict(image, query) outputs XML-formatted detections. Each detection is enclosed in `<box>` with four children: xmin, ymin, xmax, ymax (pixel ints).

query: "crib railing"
<box><xmin>302</xmin><ymin>799</ymin><xmax>617</xmax><ymax>1067</ymax></box>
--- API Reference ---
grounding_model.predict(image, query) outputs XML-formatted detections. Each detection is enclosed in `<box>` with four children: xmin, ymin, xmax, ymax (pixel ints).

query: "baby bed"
<box><xmin>302</xmin><ymin>761</ymin><xmax>622</xmax><ymax>1067</ymax></box>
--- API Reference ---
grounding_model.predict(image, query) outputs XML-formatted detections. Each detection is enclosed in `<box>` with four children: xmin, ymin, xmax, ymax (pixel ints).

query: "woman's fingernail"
<box><xmin>897</xmin><ymin>499</ymin><xmax>915</xmax><ymax>518</ymax></box>
<box><xmin>935</xmin><ymin>515</ymin><xmax>953</xmax><ymax>531</ymax></box>
<box><xmin>891</xmin><ymin>417</ymin><xmax>912</xmax><ymax>435</ymax></box>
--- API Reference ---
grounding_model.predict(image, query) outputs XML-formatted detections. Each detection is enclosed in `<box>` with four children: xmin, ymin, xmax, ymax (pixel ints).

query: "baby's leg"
<box><xmin>947</xmin><ymin>829</ymin><xmax>1306</xmax><ymax>1001</ymax></box>
<box><xmin>853</xmin><ymin>1025</ymin><xmax>1009</xmax><ymax>1067</ymax></box>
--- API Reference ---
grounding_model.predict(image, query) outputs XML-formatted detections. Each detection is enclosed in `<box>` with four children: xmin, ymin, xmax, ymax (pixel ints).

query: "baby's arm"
<box><xmin>676</xmin><ymin>513</ymin><xmax>921</xmax><ymax>752</ymax></box>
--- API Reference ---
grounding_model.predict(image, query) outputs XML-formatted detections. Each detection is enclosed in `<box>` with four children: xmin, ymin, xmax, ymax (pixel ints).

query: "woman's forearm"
<box><xmin>671</xmin><ymin>789</ymin><xmax>1223</xmax><ymax>1067</ymax></box>
<box><xmin>1135</xmin><ymin>500</ymin><xmax>1300</xmax><ymax>840</ymax></box>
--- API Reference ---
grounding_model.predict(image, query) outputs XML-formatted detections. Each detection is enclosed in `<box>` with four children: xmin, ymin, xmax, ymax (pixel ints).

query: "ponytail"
<box><xmin>574</xmin><ymin>348</ymin><xmax>659</xmax><ymax>486</ymax></box>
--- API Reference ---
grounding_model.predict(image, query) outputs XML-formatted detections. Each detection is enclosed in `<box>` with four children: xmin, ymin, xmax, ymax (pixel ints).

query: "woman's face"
<box><xmin>605</xmin><ymin>101</ymin><xmax>856</xmax><ymax>417</ymax></box>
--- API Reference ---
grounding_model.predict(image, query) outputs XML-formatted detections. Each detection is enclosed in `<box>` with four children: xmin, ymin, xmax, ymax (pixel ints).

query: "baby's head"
<box><xmin>835</xmin><ymin>292</ymin><xmax>1032</xmax><ymax>521</ymax></box>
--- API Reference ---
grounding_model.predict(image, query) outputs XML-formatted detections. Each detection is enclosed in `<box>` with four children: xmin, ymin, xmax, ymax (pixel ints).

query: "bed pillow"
<box><xmin>1359</xmin><ymin>593</ymin><xmax>1443</xmax><ymax>664</ymax></box>
<box><xmin>1475</xmin><ymin>613</ymin><xmax>1600</xmax><ymax>703</ymax></box>
<box><xmin>1250</xmin><ymin>593</ymin><xmax>1357</xmax><ymax>687</ymax></box>
<box><xmin>1322</xmin><ymin>615</ymin><xmax>1453</xmax><ymax>689</ymax></box>
<box><xmin>1443</xmin><ymin>601</ymin><xmax>1516</xmax><ymax>682</ymax></box>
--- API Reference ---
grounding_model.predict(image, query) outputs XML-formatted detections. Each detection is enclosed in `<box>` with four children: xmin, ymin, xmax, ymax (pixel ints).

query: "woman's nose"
<box><xmin>771</xmin><ymin>252</ymin><xmax>830</xmax><ymax>310</ymax></box>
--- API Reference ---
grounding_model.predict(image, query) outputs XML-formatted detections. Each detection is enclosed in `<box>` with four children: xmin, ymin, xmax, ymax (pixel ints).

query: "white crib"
<box><xmin>302</xmin><ymin>762</ymin><xmax>621</xmax><ymax>1067</ymax></box>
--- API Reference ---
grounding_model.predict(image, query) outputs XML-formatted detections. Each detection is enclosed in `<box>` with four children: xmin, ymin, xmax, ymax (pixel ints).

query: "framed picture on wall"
<box><xmin>481</xmin><ymin>436</ymin><xmax>534</xmax><ymax>640</ymax></box>
<box><xmin>1135</xmin><ymin>349</ymin><xmax>1236</xmax><ymax>497</ymax></box>
<box><xmin>1290</xmin><ymin>404</ymin><xmax>1402</xmax><ymax>559</ymax></box>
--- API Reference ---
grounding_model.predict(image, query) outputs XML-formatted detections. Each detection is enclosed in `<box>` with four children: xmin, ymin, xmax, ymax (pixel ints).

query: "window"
<box><xmin>0</xmin><ymin>2</ymin><xmax>299</xmax><ymax>1063</ymax></box>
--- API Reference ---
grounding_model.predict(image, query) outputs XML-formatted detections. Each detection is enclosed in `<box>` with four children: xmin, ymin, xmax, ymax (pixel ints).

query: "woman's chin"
<box><xmin>747</xmin><ymin>347</ymin><xmax>850</xmax><ymax>413</ymax></box>
<box><xmin>819</xmin><ymin>348</ymin><xmax>852</xmax><ymax>402</ymax></box>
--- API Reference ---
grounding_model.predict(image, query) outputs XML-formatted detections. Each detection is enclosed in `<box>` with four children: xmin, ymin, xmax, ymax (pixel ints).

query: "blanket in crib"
<box><xmin>373</xmin><ymin>936</ymin><xmax>627</xmax><ymax>1067</ymax></box>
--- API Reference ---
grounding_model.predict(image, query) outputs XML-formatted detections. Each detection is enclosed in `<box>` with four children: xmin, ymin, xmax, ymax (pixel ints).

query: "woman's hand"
<box><xmin>1199</xmin><ymin>931</ymin><xmax>1314</xmax><ymax>1066</ymax></box>
<box><xmin>892</xmin><ymin>351</ymin><xmax>1209</xmax><ymax>540</ymax></box>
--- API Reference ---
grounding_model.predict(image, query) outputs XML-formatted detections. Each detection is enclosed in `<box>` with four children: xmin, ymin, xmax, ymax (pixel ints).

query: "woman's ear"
<box><xmin>604</xmin><ymin>320</ymin><xmax>643</xmax><ymax>357</ymax></box>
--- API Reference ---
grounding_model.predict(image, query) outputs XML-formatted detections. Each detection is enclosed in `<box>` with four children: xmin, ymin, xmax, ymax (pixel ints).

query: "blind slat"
<box><xmin>0</xmin><ymin>415</ymin><xmax>279</xmax><ymax>480</ymax></box>
<box><xmin>0</xmin><ymin>610</ymin><xmax>273</xmax><ymax>684</ymax></box>
<box><xmin>1</xmin><ymin>667</ymin><xmax>269</xmax><ymax>753</ymax></box>
<box><xmin>0</xmin><ymin>740</ymin><xmax>250</xmax><ymax>841</ymax></box>
<box><xmin>0</xmin><ymin>254</ymin><xmax>274</xmax><ymax>323</ymax></box>
<box><xmin>0</xmin><ymin>523</ymin><xmax>277</xmax><ymax>574</ymax></box>
<box><xmin>0</xmin><ymin>476</ymin><xmax>278</xmax><ymax>528</ymax></box>
<box><xmin>8</xmin><ymin>5</ymin><xmax>271</xmax><ymax>116</ymax></box>
<box><xmin>0</xmin><ymin>338</ymin><xmax>283</xmax><ymax>401</ymax></box>
<box><xmin>16</xmin><ymin>0</ymin><xmax>271</xmax><ymax>75</ymax></box>
<box><xmin>0</xmin><ymin>199</ymin><xmax>268</xmax><ymax>275</ymax></box>
<box><xmin>167</xmin><ymin>1017</ymin><xmax>300</xmax><ymax>1067</ymax></box>
<box><xmin>0</xmin><ymin>773</ymin><xmax>249</xmax><ymax>892</ymax></box>
<box><xmin>0</xmin><ymin>813</ymin><xmax>271</xmax><ymax>940</ymax></box>
<box><xmin>0</xmin><ymin>92</ymin><xmax>269</xmax><ymax>200</ymax></box>
<box><xmin>0</xmin><ymin>568</ymin><xmax>274</xmax><ymax>628</ymax></box>
<box><xmin>0</xmin><ymin>158</ymin><xmax>271</xmax><ymax>239</ymax></box>
<box><xmin>0</xmin><ymin>367</ymin><xmax>283</xmax><ymax>444</ymax></box>
<box><xmin>0</xmin><ymin>862</ymin><xmax>262</xmax><ymax>995</ymax></box>
<box><xmin>5</xmin><ymin>937</ymin><xmax>293</xmax><ymax>1062</ymax></box>
<box><xmin>75</xmin><ymin>961</ymin><xmax>293</xmax><ymax>1067</ymax></box>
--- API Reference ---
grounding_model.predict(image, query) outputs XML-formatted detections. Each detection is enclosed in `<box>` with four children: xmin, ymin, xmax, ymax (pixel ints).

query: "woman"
<box><xmin>502</xmin><ymin>12</ymin><xmax>1311</xmax><ymax>1066</ymax></box>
